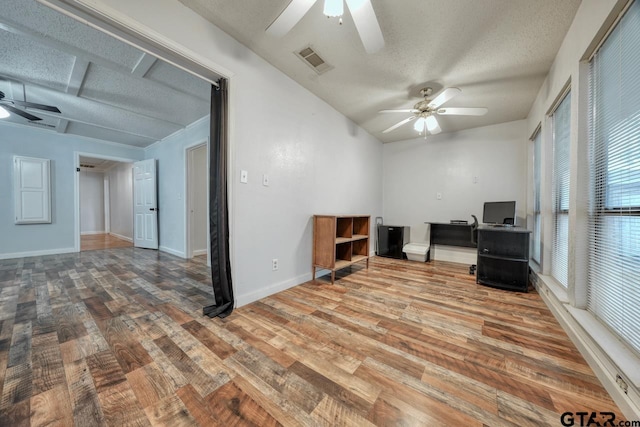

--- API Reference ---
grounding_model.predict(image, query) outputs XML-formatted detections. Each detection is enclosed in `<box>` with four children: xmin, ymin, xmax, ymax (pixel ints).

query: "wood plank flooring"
<box><xmin>81</xmin><ymin>234</ymin><xmax>133</xmax><ymax>251</ymax></box>
<box><xmin>0</xmin><ymin>249</ymin><xmax>626</xmax><ymax>426</ymax></box>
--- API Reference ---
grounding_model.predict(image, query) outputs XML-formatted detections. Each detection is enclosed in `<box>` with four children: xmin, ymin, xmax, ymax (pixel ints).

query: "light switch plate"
<box><xmin>240</xmin><ymin>170</ymin><xmax>248</xmax><ymax>183</ymax></box>
<box><xmin>263</xmin><ymin>174</ymin><xmax>269</xmax><ymax>186</ymax></box>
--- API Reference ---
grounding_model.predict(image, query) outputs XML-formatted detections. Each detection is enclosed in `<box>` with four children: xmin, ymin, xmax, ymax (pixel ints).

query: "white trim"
<box><xmin>534</xmin><ymin>273</ymin><xmax>640</xmax><ymax>420</ymax></box>
<box><xmin>192</xmin><ymin>249</ymin><xmax>207</xmax><ymax>257</ymax></box>
<box><xmin>74</xmin><ymin>152</ymin><xmax>138</xmax><ymax>253</ymax></box>
<box><xmin>0</xmin><ymin>247</ymin><xmax>76</xmax><ymax>260</ymax></box>
<box><xmin>236</xmin><ymin>272</ymin><xmax>310</xmax><ymax>308</ymax></box>
<box><xmin>81</xmin><ymin>231</ymin><xmax>106</xmax><ymax>235</ymax></box>
<box><xmin>104</xmin><ymin>175</ymin><xmax>110</xmax><ymax>233</ymax></box>
<box><xmin>159</xmin><ymin>245</ymin><xmax>186</xmax><ymax>258</ymax></box>
<box><xmin>109</xmin><ymin>232</ymin><xmax>133</xmax><ymax>243</ymax></box>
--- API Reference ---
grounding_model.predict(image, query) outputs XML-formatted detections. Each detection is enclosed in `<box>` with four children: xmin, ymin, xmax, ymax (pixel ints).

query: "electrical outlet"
<box><xmin>436</xmin><ymin>192</ymin><xmax>442</xmax><ymax>200</ymax></box>
<box><xmin>272</xmin><ymin>258</ymin><xmax>278</xmax><ymax>271</ymax></box>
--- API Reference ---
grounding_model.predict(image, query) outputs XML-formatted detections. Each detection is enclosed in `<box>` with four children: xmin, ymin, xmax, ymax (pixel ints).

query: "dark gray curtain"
<box><xmin>203</xmin><ymin>79</ymin><xmax>234</xmax><ymax>318</ymax></box>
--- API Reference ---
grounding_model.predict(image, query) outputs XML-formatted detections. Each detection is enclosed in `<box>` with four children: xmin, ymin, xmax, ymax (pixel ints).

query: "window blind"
<box><xmin>588</xmin><ymin>0</ymin><xmax>640</xmax><ymax>355</ymax></box>
<box><xmin>551</xmin><ymin>91</ymin><xmax>571</xmax><ymax>287</ymax></box>
<box><xmin>532</xmin><ymin>130</ymin><xmax>542</xmax><ymax>263</ymax></box>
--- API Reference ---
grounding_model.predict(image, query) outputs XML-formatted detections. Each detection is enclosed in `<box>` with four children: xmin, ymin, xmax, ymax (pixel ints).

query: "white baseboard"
<box><xmin>159</xmin><ymin>246</ymin><xmax>186</xmax><ymax>258</ymax></box>
<box><xmin>0</xmin><ymin>247</ymin><xmax>76</xmax><ymax>260</ymax></box>
<box><xmin>192</xmin><ymin>249</ymin><xmax>208</xmax><ymax>256</ymax></box>
<box><xmin>81</xmin><ymin>231</ymin><xmax>106</xmax><ymax>235</ymax></box>
<box><xmin>109</xmin><ymin>232</ymin><xmax>133</xmax><ymax>242</ymax></box>
<box><xmin>236</xmin><ymin>272</ymin><xmax>311</xmax><ymax>308</ymax></box>
<box><xmin>534</xmin><ymin>273</ymin><xmax>640</xmax><ymax>420</ymax></box>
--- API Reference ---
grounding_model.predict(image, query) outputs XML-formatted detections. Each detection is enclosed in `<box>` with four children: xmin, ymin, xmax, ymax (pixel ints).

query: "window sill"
<box><xmin>535</xmin><ymin>272</ymin><xmax>569</xmax><ymax>304</ymax></box>
<box><xmin>533</xmin><ymin>272</ymin><xmax>640</xmax><ymax>419</ymax></box>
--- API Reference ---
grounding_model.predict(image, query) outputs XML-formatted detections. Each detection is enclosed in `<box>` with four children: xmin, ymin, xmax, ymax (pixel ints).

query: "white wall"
<box><xmin>79</xmin><ymin>171</ymin><xmax>105</xmax><ymax>234</ymax></box>
<box><xmin>384</xmin><ymin>120</ymin><xmax>527</xmax><ymax>225</ymax></box>
<box><xmin>72</xmin><ymin>0</ymin><xmax>386</xmax><ymax>305</ymax></box>
<box><xmin>107</xmin><ymin>162</ymin><xmax>134</xmax><ymax>240</ymax></box>
<box><xmin>145</xmin><ymin>118</ymin><xmax>208</xmax><ymax>257</ymax></box>
<box><xmin>383</xmin><ymin>120</ymin><xmax>528</xmax><ymax>262</ymax></box>
<box><xmin>0</xmin><ymin>122</ymin><xmax>143</xmax><ymax>259</ymax></box>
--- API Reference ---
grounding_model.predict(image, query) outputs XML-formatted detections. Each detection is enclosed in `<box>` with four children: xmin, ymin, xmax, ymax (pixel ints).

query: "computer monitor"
<box><xmin>483</xmin><ymin>201</ymin><xmax>516</xmax><ymax>225</ymax></box>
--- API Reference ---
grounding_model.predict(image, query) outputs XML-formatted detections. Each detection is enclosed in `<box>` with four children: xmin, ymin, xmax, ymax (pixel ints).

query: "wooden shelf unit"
<box><xmin>313</xmin><ymin>215</ymin><xmax>370</xmax><ymax>284</ymax></box>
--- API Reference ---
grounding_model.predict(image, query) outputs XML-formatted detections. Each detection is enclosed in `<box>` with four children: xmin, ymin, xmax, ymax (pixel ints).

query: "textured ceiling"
<box><xmin>0</xmin><ymin>0</ymin><xmax>213</xmax><ymax>147</ymax></box>
<box><xmin>179</xmin><ymin>0</ymin><xmax>582</xmax><ymax>143</ymax></box>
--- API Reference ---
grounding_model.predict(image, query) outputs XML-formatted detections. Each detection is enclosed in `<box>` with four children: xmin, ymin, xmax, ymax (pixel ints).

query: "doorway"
<box><xmin>76</xmin><ymin>153</ymin><xmax>137</xmax><ymax>252</ymax></box>
<box><xmin>186</xmin><ymin>142</ymin><xmax>209</xmax><ymax>260</ymax></box>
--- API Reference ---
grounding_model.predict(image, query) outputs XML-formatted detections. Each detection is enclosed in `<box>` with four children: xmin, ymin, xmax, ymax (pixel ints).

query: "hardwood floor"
<box><xmin>81</xmin><ymin>233</ymin><xmax>133</xmax><ymax>251</ymax></box>
<box><xmin>0</xmin><ymin>249</ymin><xmax>626</xmax><ymax>426</ymax></box>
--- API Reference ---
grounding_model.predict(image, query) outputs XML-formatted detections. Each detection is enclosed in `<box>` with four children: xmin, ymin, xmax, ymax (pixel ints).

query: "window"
<box><xmin>551</xmin><ymin>91</ymin><xmax>571</xmax><ymax>287</ymax></box>
<box><xmin>532</xmin><ymin>129</ymin><xmax>542</xmax><ymax>263</ymax></box>
<box><xmin>588</xmin><ymin>0</ymin><xmax>640</xmax><ymax>355</ymax></box>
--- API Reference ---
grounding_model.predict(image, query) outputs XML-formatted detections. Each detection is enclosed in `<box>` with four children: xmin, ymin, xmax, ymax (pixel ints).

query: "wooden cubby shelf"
<box><xmin>312</xmin><ymin>215</ymin><xmax>370</xmax><ymax>284</ymax></box>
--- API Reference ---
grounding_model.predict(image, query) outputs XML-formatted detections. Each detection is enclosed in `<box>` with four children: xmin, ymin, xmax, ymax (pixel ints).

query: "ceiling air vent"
<box><xmin>295</xmin><ymin>46</ymin><xmax>333</xmax><ymax>75</ymax></box>
<box><xmin>80</xmin><ymin>164</ymin><xmax>95</xmax><ymax>168</ymax></box>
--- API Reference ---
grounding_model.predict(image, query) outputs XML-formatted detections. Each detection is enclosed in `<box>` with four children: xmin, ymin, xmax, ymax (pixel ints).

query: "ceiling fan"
<box><xmin>380</xmin><ymin>87</ymin><xmax>488</xmax><ymax>136</ymax></box>
<box><xmin>0</xmin><ymin>91</ymin><xmax>61</xmax><ymax>122</ymax></box>
<box><xmin>266</xmin><ymin>0</ymin><xmax>384</xmax><ymax>54</ymax></box>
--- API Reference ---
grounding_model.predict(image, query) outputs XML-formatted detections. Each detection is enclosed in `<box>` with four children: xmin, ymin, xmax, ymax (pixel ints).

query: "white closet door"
<box><xmin>14</xmin><ymin>156</ymin><xmax>51</xmax><ymax>224</ymax></box>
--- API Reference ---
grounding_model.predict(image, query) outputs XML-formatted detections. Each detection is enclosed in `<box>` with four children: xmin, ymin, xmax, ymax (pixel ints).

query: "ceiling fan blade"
<box><xmin>382</xmin><ymin>116</ymin><xmax>415</xmax><ymax>133</ymax></box>
<box><xmin>426</xmin><ymin>115</ymin><xmax>441</xmax><ymax>134</ymax></box>
<box><xmin>428</xmin><ymin>87</ymin><xmax>461</xmax><ymax>109</ymax></box>
<box><xmin>266</xmin><ymin>0</ymin><xmax>318</xmax><ymax>37</ymax></box>
<box><xmin>11</xmin><ymin>100</ymin><xmax>61</xmax><ymax>113</ymax></box>
<box><xmin>436</xmin><ymin>107</ymin><xmax>488</xmax><ymax>116</ymax></box>
<box><xmin>345</xmin><ymin>0</ymin><xmax>384</xmax><ymax>54</ymax></box>
<box><xmin>3</xmin><ymin>104</ymin><xmax>42</xmax><ymax>121</ymax></box>
<box><xmin>379</xmin><ymin>109</ymin><xmax>420</xmax><ymax>114</ymax></box>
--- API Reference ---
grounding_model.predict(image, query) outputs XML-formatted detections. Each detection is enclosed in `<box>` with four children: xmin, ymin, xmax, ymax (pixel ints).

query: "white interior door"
<box><xmin>133</xmin><ymin>159</ymin><xmax>158</xmax><ymax>249</ymax></box>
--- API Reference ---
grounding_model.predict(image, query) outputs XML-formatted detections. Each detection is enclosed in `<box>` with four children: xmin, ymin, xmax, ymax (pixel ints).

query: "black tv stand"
<box><xmin>476</xmin><ymin>225</ymin><xmax>531</xmax><ymax>292</ymax></box>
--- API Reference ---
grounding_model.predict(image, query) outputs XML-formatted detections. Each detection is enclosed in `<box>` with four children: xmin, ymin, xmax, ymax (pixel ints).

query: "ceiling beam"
<box><xmin>66</xmin><ymin>58</ymin><xmax>90</xmax><ymax>97</ymax></box>
<box><xmin>55</xmin><ymin>57</ymin><xmax>89</xmax><ymax>134</ymax></box>
<box><xmin>0</xmin><ymin>72</ymin><xmax>184</xmax><ymax>137</ymax></box>
<box><xmin>36</xmin><ymin>109</ymin><xmax>158</xmax><ymax>142</ymax></box>
<box><xmin>131</xmin><ymin>53</ymin><xmax>157</xmax><ymax>78</ymax></box>
<box><xmin>0</xmin><ymin>18</ymin><xmax>208</xmax><ymax>101</ymax></box>
<box><xmin>10</xmin><ymin>81</ymin><xmax>24</xmax><ymax>101</ymax></box>
<box><xmin>56</xmin><ymin>119</ymin><xmax>69</xmax><ymax>134</ymax></box>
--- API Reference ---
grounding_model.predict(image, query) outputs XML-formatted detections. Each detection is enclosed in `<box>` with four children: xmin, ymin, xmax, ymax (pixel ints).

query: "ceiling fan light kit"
<box><xmin>0</xmin><ymin>106</ymin><xmax>10</xmax><ymax>119</ymax></box>
<box><xmin>267</xmin><ymin>0</ymin><xmax>384</xmax><ymax>53</ymax></box>
<box><xmin>380</xmin><ymin>87</ymin><xmax>488</xmax><ymax>137</ymax></box>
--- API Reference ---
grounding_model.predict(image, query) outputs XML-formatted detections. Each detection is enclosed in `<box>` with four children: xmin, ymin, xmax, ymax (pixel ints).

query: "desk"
<box><xmin>427</xmin><ymin>222</ymin><xmax>477</xmax><ymax>248</ymax></box>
